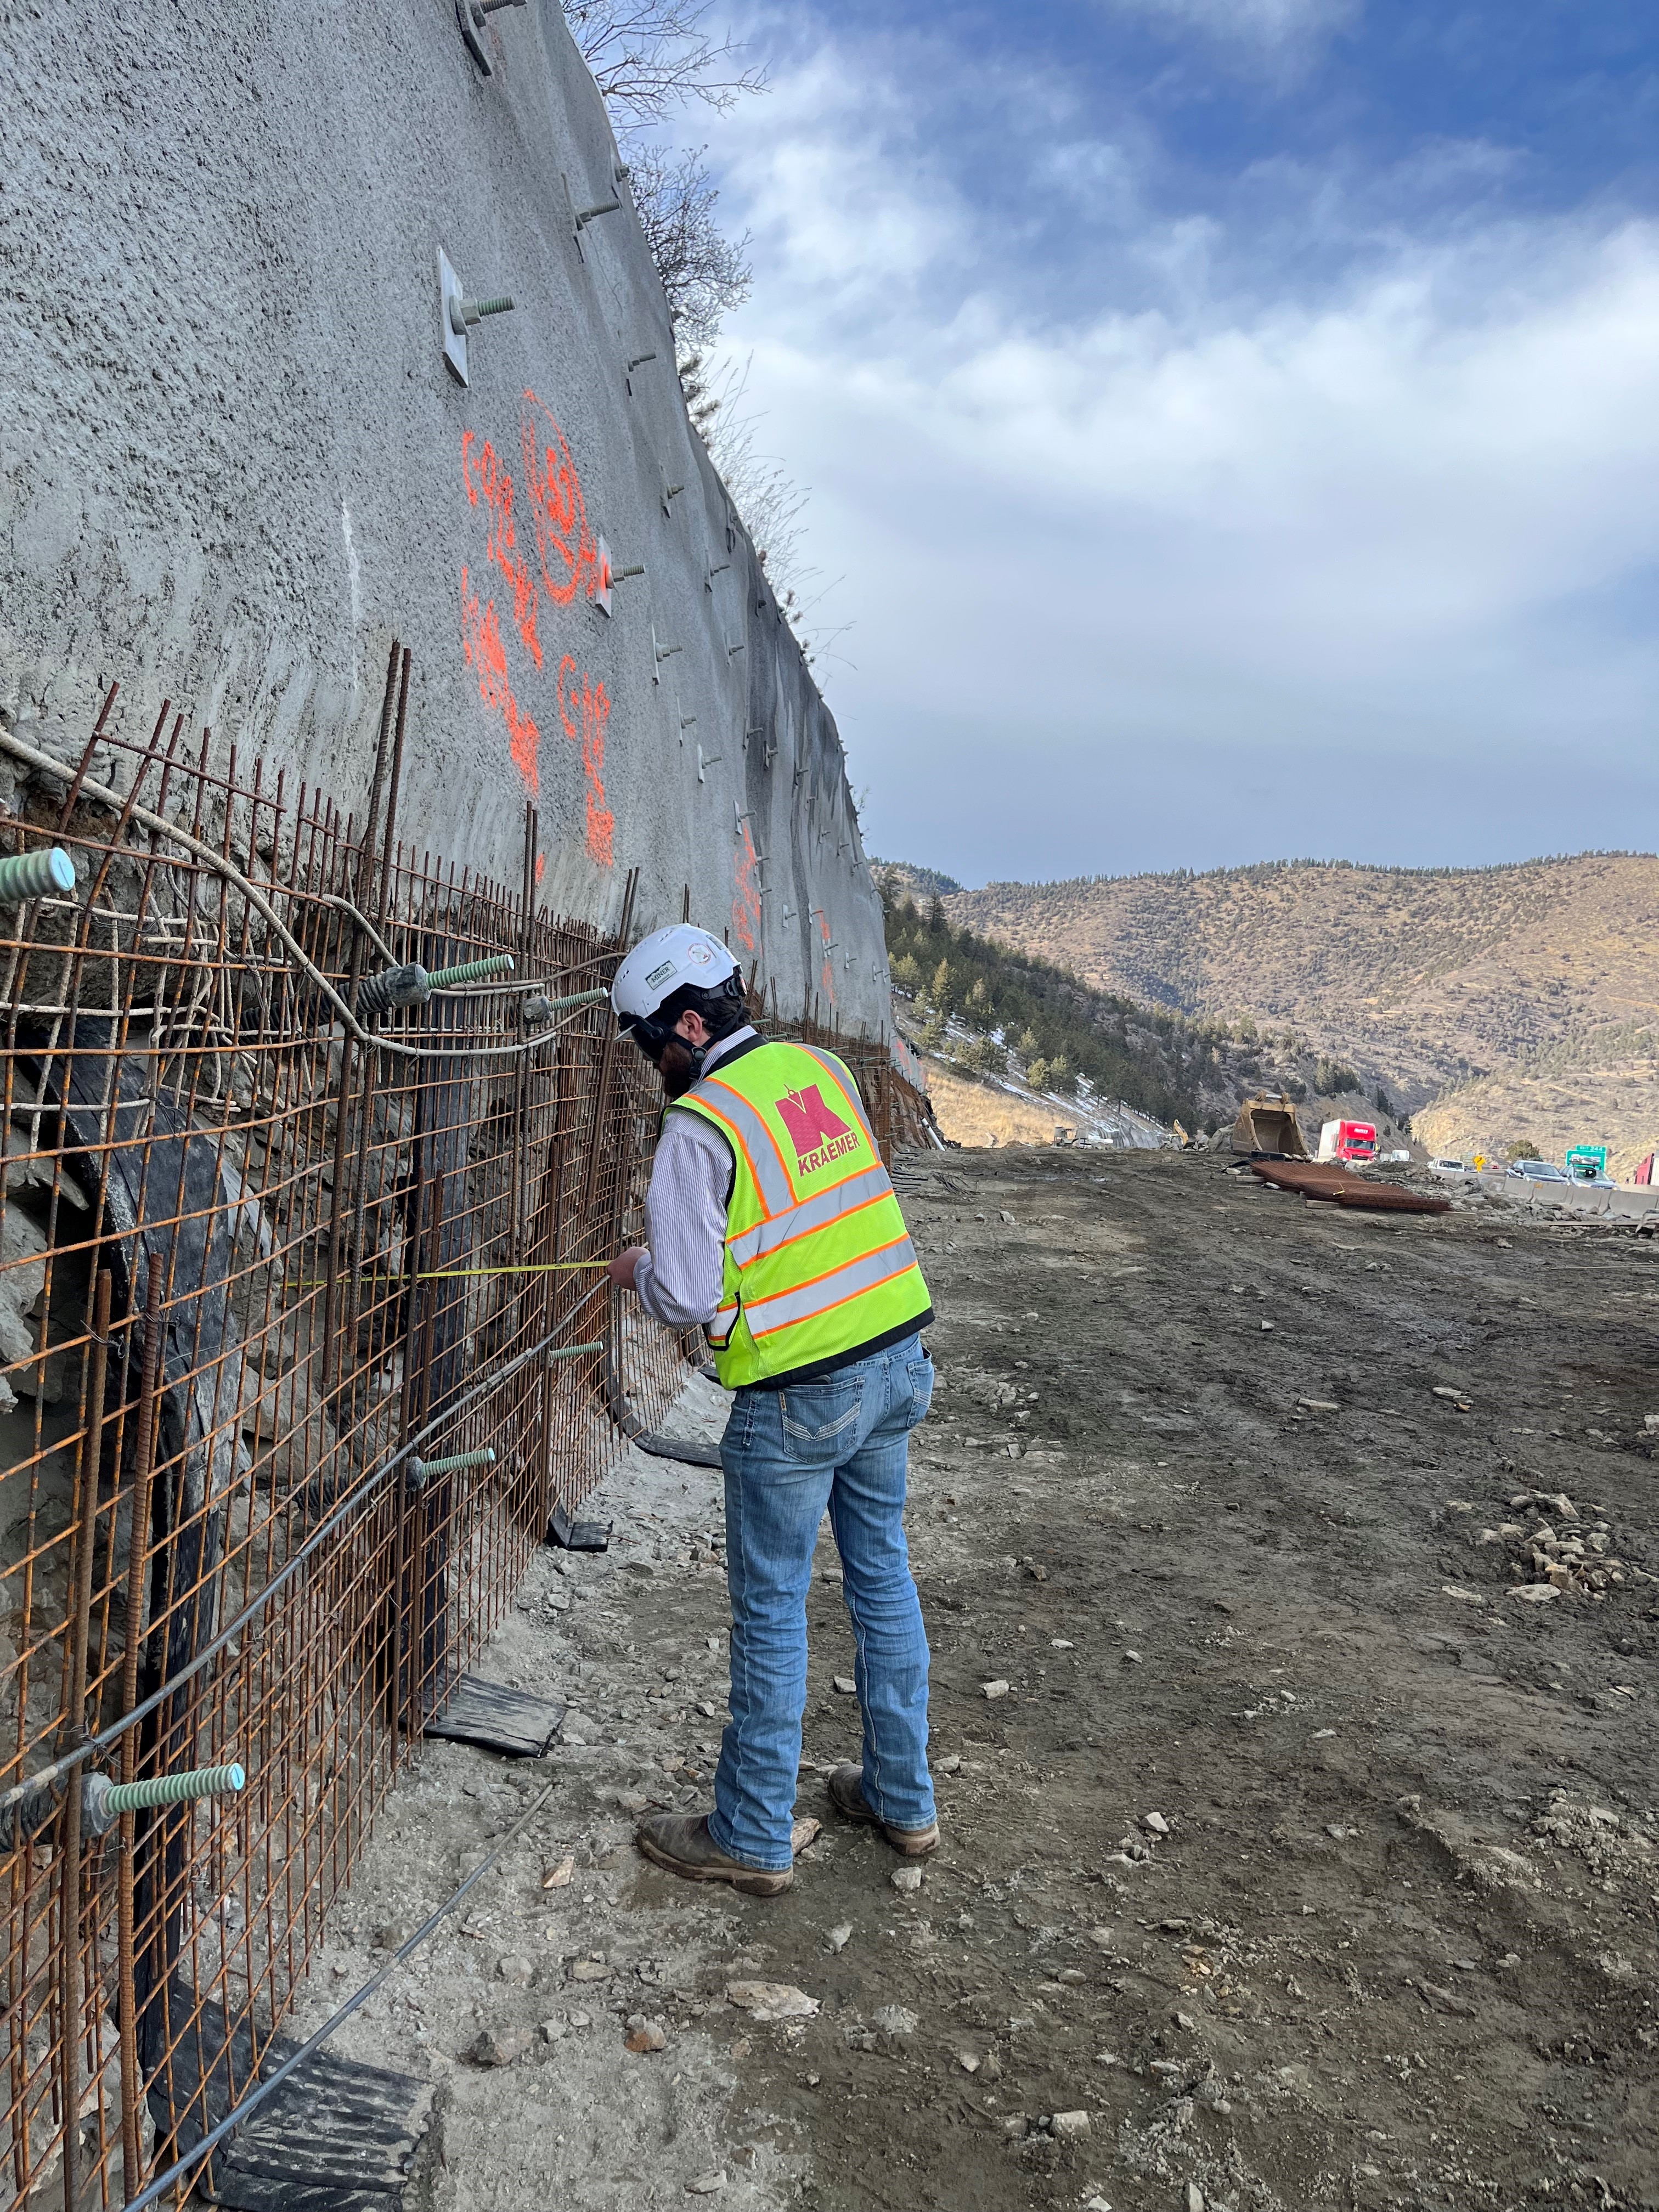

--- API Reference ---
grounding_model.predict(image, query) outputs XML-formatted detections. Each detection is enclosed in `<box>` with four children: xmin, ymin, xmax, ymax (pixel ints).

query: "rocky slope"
<box><xmin>929</xmin><ymin>853</ymin><xmax>1659</xmax><ymax>1164</ymax></box>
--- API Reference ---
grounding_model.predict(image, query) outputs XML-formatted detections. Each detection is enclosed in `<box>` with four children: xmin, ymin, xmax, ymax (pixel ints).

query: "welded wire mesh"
<box><xmin>0</xmin><ymin>687</ymin><xmax>697</xmax><ymax>2208</ymax></box>
<box><xmin>0</xmin><ymin>678</ymin><xmax>925</xmax><ymax>2211</ymax></box>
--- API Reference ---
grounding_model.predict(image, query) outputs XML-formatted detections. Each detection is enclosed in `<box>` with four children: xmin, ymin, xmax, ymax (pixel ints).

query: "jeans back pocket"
<box><xmin>777</xmin><ymin>1375</ymin><xmax>864</xmax><ymax>1462</ymax></box>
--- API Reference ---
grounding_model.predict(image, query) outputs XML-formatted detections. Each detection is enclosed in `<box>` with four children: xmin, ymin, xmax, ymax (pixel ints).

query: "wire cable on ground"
<box><xmin>120</xmin><ymin>1778</ymin><xmax>559</xmax><ymax>2212</ymax></box>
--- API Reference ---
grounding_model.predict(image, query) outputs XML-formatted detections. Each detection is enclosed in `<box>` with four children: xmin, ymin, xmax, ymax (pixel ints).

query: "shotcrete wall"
<box><xmin>0</xmin><ymin>0</ymin><xmax>888</xmax><ymax>1029</ymax></box>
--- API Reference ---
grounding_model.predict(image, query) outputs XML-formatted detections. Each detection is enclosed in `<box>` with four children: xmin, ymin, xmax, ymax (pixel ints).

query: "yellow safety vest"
<box><xmin>670</xmin><ymin>1038</ymin><xmax>932</xmax><ymax>1388</ymax></box>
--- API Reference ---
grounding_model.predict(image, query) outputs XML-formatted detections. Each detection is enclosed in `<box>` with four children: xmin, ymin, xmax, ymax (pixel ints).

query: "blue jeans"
<box><xmin>709</xmin><ymin>1332</ymin><xmax>935</xmax><ymax>1871</ymax></box>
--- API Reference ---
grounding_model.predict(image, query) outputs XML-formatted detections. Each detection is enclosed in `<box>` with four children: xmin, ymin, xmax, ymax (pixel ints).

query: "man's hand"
<box><xmin>608</xmin><ymin>1246</ymin><xmax>647</xmax><ymax>1292</ymax></box>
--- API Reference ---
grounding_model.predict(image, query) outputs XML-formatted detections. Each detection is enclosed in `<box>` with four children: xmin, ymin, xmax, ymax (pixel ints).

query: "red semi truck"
<box><xmin>1317</xmin><ymin>1119</ymin><xmax>1378</xmax><ymax>1164</ymax></box>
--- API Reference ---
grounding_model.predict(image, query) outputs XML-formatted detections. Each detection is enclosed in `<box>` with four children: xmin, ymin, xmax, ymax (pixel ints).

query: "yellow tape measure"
<box><xmin>287</xmin><ymin>1261</ymin><xmax>616</xmax><ymax>1284</ymax></box>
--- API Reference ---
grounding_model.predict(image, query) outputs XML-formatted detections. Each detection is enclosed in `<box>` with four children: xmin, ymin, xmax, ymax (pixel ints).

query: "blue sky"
<box><xmin>690</xmin><ymin>0</ymin><xmax>1659</xmax><ymax>885</ymax></box>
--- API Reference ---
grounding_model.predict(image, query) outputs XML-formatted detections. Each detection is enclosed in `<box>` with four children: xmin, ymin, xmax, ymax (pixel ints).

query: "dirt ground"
<box><xmin>305</xmin><ymin>1147</ymin><xmax>1659</xmax><ymax>2211</ymax></box>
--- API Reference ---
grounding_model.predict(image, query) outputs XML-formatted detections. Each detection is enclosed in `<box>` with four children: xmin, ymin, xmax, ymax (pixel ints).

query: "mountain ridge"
<box><xmin>936</xmin><ymin>851</ymin><xmax>1659</xmax><ymax>1118</ymax></box>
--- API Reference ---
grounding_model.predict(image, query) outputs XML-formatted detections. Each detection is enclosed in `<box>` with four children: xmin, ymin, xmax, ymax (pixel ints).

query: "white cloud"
<box><xmin>700</xmin><ymin>23</ymin><xmax>1659</xmax><ymax>881</ymax></box>
<box><xmin>1118</xmin><ymin>0</ymin><xmax>1358</xmax><ymax>42</ymax></box>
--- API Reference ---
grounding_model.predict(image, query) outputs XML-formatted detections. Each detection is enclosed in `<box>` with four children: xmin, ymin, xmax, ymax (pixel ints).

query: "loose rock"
<box><xmin>624</xmin><ymin>2016</ymin><xmax>668</xmax><ymax>2053</ymax></box>
<box><xmin>1051</xmin><ymin>2109</ymin><xmax>1091</xmax><ymax>2140</ymax></box>
<box><xmin>981</xmin><ymin>1679</ymin><xmax>1011</xmax><ymax>1700</ymax></box>
<box><xmin>726</xmin><ymin>1981</ymin><xmax>819</xmax><ymax>2020</ymax></box>
<box><xmin>890</xmin><ymin>1864</ymin><xmax>923</xmax><ymax>1894</ymax></box>
<box><xmin>463</xmin><ymin>2028</ymin><xmax>528</xmax><ymax>2068</ymax></box>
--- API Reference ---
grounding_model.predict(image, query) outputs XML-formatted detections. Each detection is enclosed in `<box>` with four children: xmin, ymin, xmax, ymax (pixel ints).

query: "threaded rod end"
<box><xmin>427</xmin><ymin>952</ymin><xmax>515</xmax><ymax>990</ymax></box>
<box><xmin>83</xmin><ymin>1762</ymin><xmax>245</xmax><ymax>1835</ymax></box>
<box><xmin>0</xmin><ymin>848</ymin><xmax>76</xmax><ymax>905</ymax></box>
<box><xmin>408</xmin><ymin>1447</ymin><xmax>497</xmax><ymax>1488</ymax></box>
<box><xmin>524</xmin><ymin>985</ymin><xmax>609</xmax><ymax>1024</ymax></box>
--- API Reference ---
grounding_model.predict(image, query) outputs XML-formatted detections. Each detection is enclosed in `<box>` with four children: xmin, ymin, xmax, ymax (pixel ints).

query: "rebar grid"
<box><xmin>0</xmin><ymin>677</ymin><xmax>922</xmax><ymax>2210</ymax></box>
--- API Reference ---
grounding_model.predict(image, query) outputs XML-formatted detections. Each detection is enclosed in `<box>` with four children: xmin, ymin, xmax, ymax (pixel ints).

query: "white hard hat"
<box><xmin>611</xmin><ymin>923</ymin><xmax>740</xmax><ymax>1038</ymax></box>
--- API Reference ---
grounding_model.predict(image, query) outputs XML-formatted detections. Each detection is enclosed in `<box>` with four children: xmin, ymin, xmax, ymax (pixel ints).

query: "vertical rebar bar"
<box><xmin>375</xmin><ymin>652</ymin><xmax>412</xmax><ymax>939</ymax></box>
<box><xmin>56</xmin><ymin>1267</ymin><xmax>112</xmax><ymax>2212</ymax></box>
<box><xmin>117</xmin><ymin>1261</ymin><xmax>165</xmax><ymax>2202</ymax></box>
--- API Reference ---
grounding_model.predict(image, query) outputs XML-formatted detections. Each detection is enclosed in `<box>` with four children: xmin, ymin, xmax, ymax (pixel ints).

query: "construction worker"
<box><xmin>608</xmin><ymin>923</ymin><xmax>938</xmax><ymax>1897</ymax></box>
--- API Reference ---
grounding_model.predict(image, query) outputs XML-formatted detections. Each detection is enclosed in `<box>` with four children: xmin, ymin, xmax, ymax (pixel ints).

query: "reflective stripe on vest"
<box><xmin>670</xmin><ymin>1037</ymin><xmax>931</xmax><ymax>1388</ymax></box>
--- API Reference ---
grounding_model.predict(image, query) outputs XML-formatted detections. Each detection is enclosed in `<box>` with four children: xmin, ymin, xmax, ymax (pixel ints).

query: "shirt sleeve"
<box><xmin>633</xmin><ymin>1111</ymin><xmax>733</xmax><ymax>1329</ymax></box>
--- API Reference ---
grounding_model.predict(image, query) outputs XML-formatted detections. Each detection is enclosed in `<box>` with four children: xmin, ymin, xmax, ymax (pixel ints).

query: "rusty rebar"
<box><xmin>117</xmin><ymin>1261</ymin><xmax>165</xmax><ymax>2202</ymax></box>
<box><xmin>0</xmin><ymin>681</ymin><xmax>926</xmax><ymax>2209</ymax></box>
<box><xmin>55</xmin><ymin>1266</ymin><xmax>112</xmax><ymax>2212</ymax></box>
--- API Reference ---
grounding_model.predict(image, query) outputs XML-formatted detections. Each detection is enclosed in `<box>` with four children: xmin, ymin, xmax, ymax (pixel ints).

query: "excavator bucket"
<box><xmin>1230</xmin><ymin>1092</ymin><xmax>1311</xmax><ymax>1159</ymax></box>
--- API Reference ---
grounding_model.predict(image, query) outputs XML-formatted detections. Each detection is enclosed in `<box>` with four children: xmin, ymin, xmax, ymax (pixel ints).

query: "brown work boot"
<box><xmin>826</xmin><ymin>1764</ymin><xmax>939</xmax><ymax>1856</ymax></box>
<box><xmin>636</xmin><ymin>1812</ymin><xmax>794</xmax><ymax>1897</ymax></box>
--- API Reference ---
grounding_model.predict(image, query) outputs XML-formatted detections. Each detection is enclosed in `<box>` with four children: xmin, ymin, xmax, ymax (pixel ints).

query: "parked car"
<box><xmin>1505</xmin><ymin>1158</ymin><xmax>1570</xmax><ymax>1183</ymax></box>
<box><xmin>1427</xmin><ymin>1156</ymin><xmax>1472</xmax><ymax>1177</ymax></box>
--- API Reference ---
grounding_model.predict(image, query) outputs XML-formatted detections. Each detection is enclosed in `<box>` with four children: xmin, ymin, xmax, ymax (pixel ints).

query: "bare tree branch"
<box><xmin>562</xmin><ymin>0</ymin><xmax>766</xmax><ymax>132</ymax></box>
<box><xmin>565</xmin><ymin>2</ymin><xmax>834</xmax><ymax>653</ymax></box>
<box><xmin>690</xmin><ymin>354</ymin><xmax>847</xmax><ymax>661</ymax></box>
<box><xmin>627</xmin><ymin>143</ymin><xmax>752</xmax><ymax>351</ymax></box>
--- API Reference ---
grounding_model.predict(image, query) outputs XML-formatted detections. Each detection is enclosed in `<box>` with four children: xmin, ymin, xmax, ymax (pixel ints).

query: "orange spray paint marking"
<box><xmin>731</xmin><ymin>820</ymin><xmax>762</xmax><ymax>955</ymax></box>
<box><xmin>461</xmin><ymin>431</ymin><xmax>542</xmax><ymax>668</ymax></box>
<box><xmin>461</xmin><ymin>565</ymin><xmax>541</xmax><ymax>798</ymax></box>
<box><xmin>459</xmin><ymin>402</ymin><xmax>615</xmax><ymax>833</ymax></box>
<box><xmin>557</xmin><ymin>654</ymin><xmax>615</xmax><ymax>866</ymax></box>
<box><xmin>534</xmin><ymin>851</ymin><xmax>546</xmax><ymax>888</ymax></box>
<box><xmin>522</xmin><ymin>390</ymin><xmax>603</xmax><ymax>607</ymax></box>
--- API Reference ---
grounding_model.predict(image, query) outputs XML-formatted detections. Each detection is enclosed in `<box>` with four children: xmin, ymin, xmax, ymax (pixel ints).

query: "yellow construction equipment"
<box><xmin>1230</xmin><ymin>1092</ymin><xmax>1311</xmax><ymax>1158</ymax></box>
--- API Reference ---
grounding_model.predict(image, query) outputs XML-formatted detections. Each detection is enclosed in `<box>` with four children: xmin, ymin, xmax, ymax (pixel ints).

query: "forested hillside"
<box><xmin>879</xmin><ymin>874</ymin><xmax>1406</xmax><ymax>1139</ymax></box>
<box><xmin>940</xmin><ymin>853</ymin><xmax>1659</xmax><ymax>1108</ymax></box>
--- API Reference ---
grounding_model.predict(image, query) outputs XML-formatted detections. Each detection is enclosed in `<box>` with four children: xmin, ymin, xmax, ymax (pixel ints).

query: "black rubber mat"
<box><xmin>207</xmin><ymin>2040</ymin><xmax>431</xmax><ymax>2210</ymax></box>
<box><xmin>145</xmin><ymin>1986</ymin><xmax>431</xmax><ymax>2208</ymax></box>
<box><xmin>423</xmin><ymin>1673</ymin><xmax>565</xmax><ymax>1757</ymax></box>
<box><xmin>548</xmin><ymin>1498</ymin><xmax>612</xmax><ymax>1551</ymax></box>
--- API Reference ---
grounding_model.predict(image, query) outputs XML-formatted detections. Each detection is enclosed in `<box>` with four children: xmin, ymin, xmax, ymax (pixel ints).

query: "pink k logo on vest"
<box><xmin>775</xmin><ymin>1084</ymin><xmax>860</xmax><ymax>1173</ymax></box>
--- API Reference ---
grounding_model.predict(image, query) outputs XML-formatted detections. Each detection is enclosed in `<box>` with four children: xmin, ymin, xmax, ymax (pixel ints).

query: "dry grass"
<box><xmin>925</xmin><ymin>1064</ymin><xmax>1071</xmax><ymax>1149</ymax></box>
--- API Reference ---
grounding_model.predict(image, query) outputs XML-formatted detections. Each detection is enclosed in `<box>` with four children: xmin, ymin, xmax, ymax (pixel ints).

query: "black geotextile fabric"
<box><xmin>28</xmin><ymin>1016</ymin><xmax>242</xmax><ymax>2097</ymax></box>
